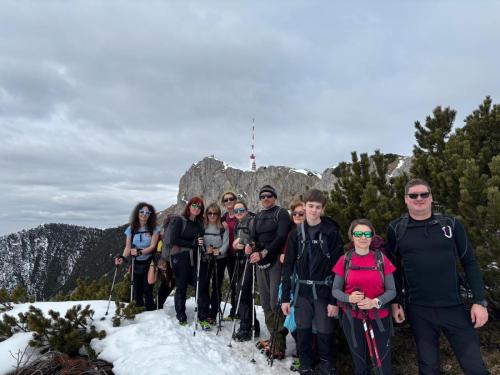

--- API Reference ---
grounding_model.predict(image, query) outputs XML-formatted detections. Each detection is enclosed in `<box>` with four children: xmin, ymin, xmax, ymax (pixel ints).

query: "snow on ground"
<box><xmin>1</xmin><ymin>299</ymin><xmax>296</xmax><ymax>375</ymax></box>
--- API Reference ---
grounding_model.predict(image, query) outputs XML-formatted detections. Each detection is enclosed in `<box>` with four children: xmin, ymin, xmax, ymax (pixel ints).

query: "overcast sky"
<box><xmin>1</xmin><ymin>1</ymin><xmax>499</xmax><ymax>235</ymax></box>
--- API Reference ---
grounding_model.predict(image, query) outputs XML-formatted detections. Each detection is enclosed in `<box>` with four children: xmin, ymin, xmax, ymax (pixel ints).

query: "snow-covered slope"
<box><xmin>1</xmin><ymin>299</ymin><xmax>296</xmax><ymax>375</ymax></box>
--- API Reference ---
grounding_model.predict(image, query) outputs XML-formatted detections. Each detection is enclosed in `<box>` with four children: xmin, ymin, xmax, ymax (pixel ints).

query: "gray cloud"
<box><xmin>1</xmin><ymin>1</ymin><xmax>500</xmax><ymax>235</ymax></box>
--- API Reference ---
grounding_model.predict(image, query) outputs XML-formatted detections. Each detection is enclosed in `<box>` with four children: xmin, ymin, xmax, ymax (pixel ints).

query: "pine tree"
<box><xmin>112</xmin><ymin>301</ymin><xmax>142</xmax><ymax>327</ymax></box>
<box><xmin>10</xmin><ymin>284</ymin><xmax>31</xmax><ymax>303</ymax></box>
<box><xmin>326</xmin><ymin>150</ymin><xmax>407</xmax><ymax>241</ymax></box>
<box><xmin>0</xmin><ymin>288</ymin><xmax>13</xmax><ymax>312</ymax></box>
<box><xmin>410</xmin><ymin>105</ymin><xmax>457</xmax><ymax>210</ymax></box>
<box><xmin>24</xmin><ymin>304</ymin><xmax>106</xmax><ymax>357</ymax></box>
<box><xmin>411</xmin><ymin>97</ymin><xmax>500</xmax><ymax>311</ymax></box>
<box><xmin>0</xmin><ymin>313</ymin><xmax>28</xmax><ymax>341</ymax></box>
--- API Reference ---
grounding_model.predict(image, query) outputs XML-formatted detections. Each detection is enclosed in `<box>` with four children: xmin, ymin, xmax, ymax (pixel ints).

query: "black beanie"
<box><xmin>259</xmin><ymin>185</ymin><xmax>277</xmax><ymax>198</ymax></box>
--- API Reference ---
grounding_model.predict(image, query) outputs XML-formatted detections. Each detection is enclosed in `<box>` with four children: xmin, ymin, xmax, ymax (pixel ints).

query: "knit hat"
<box><xmin>259</xmin><ymin>185</ymin><xmax>277</xmax><ymax>198</ymax></box>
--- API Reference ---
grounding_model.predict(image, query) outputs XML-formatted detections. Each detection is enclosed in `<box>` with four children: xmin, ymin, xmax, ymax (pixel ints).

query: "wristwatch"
<box><xmin>374</xmin><ymin>298</ymin><xmax>382</xmax><ymax>309</ymax></box>
<box><xmin>138</xmin><ymin>250</ymin><xmax>143</xmax><ymax>256</ymax></box>
<box><xmin>475</xmin><ymin>300</ymin><xmax>488</xmax><ymax>308</ymax></box>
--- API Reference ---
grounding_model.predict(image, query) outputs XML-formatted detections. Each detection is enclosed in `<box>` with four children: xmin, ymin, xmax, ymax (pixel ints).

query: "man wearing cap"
<box><xmin>245</xmin><ymin>185</ymin><xmax>291</xmax><ymax>358</ymax></box>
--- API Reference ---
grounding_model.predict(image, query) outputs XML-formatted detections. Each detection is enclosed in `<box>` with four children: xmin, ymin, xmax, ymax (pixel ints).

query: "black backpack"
<box><xmin>160</xmin><ymin>214</ymin><xmax>187</xmax><ymax>261</ymax></box>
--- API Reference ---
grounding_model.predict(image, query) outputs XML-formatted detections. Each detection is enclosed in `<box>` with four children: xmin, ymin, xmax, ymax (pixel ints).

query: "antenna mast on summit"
<box><xmin>250</xmin><ymin>120</ymin><xmax>256</xmax><ymax>172</ymax></box>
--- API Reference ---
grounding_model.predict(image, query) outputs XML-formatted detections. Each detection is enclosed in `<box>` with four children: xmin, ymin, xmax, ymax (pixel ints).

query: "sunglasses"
<box><xmin>223</xmin><ymin>197</ymin><xmax>236</xmax><ymax>203</ymax></box>
<box><xmin>260</xmin><ymin>193</ymin><xmax>274</xmax><ymax>200</ymax></box>
<box><xmin>407</xmin><ymin>192</ymin><xmax>431</xmax><ymax>199</ymax></box>
<box><xmin>191</xmin><ymin>203</ymin><xmax>202</xmax><ymax>209</ymax></box>
<box><xmin>352</xmin><ymin>231</ymin><xmax>373</xmax><ymax>239</ymax></box>
<box><xmin>207</xmin><ymin>211</ymin><xmax>218</xmax><ymax>216</ymax></box>
<box><xmin>233</xmin><ymin>207</ymin><xmax>246</xmax><ymax>214</ymax></box>
<box><xmin>292</xmin><ymin>212</ymin><xmax>305</xmax><ymax>217</ymax></box>
<box><xmin>139</xmin><ymin>210</ymin><xmax>151</xmax><ymax>216</ymax></box>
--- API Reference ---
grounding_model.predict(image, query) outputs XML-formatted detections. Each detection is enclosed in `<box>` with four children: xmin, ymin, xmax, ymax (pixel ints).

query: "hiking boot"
<box><xmin>199</xmin><ymin>321</ymin><xmax>211</xmax><ymax>331</ymax></box>
<box><xmin>290</xmin><ymin>358</ymin><xmax>301</xmax><ymax>372</ymax></box>
<box><xmin>223</xmin><ymin>315</ymin><xmax>235</xmax><ymax>321</ymax></box>
<box><xmin>255</xmin><ymin>339</ymin><xmax>270</xmax><ymax>350</ymax></box>
<box><xmin>314</xmin><ymin>360</ymin><xmax>336</xmax><ymax>375</ymax></box>
<box><xmin>298</xmin><ymin>367</ymin><xmax>314</xmax><ymax>375</ymax></box>
<box><xmin>206</xmin><ymin>317</ymin><xmax>216</xmax><ymax>325</ymax></box>
<box><xmin>265</xmin><ymin>346</ymin><xmax>285</xmax><ymax>360</ymax></box>
<box><xmin>178</xmin><ymin>319</ymin><xmax>188</xmax><ymax>326</ymax></box>
<box><xmin>232</xmin><ymin>329</ymin><xmax>252</xmax><ymax>342</ymax></box>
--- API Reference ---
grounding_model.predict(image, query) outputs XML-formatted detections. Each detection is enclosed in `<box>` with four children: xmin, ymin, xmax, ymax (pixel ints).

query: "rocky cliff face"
<box><xmin>174</xmin><ymin>157</ymin><xmax>322</xmax><ymax>212</ymax></box>
<box><xmin>165</xmin><ymin>155</ymin><xmax>412</xmax><ymax>215</ymax></box>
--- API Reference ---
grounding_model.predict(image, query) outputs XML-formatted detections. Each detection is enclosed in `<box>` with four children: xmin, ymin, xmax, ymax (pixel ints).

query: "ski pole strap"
<box><xmin>373</xmin><ymin>308</ymin><xmax>385</xmax><ymax>333</ymax></box>
<box><xmin>339</xmin><ymin>302</ymin><xmax>358</xmax><ymax>348</ymax></box>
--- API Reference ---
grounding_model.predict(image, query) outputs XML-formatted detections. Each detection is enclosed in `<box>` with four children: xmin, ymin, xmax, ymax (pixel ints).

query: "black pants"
<box><xmin>295</xmin><ymin>296</ymin><xmax>336</xmax><ymax>369</ymax></box>
<box><xmin>226</xmin><ymin>253</ymin><xmax>246</xmax><ymax>317</ymax></box>
<box><xmin>157</xmin><ymin>270</ymin><xmax>175</xmax><ymax>309</ymax></box>
<box><xmin>208</xmin><ymin>257</ymin><xmax>227</xmax><ymax>320</ymax></box>
<box><xmin>235</xmin><ymin>259</ymin><xmax>257</xmax><ymax>331</ymax></box>
<box><xmin>341</xmin><ymin>314</ymin><xmax>392</xmax><ymax>375</ymax></box>
<box><xmin>132</xmin><ymin>260</ymin><xmax>154</xmax><ymax>310</ymax></box>
<box><xmin>407</xmin><ymin>304</ymin><xmax>488</xmax><ymax>375</ymax></box>
<box><xmin>197</xmin><ymin>258</ymin><xmax>211</xmax><ymax>321</ymax></box>
<box><xmin>171</xmin><ymin>251</ymin><xmax>196</xmax><ymax>321</ymax></box>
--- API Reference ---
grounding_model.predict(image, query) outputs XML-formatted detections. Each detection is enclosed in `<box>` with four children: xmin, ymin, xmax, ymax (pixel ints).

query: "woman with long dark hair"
<box><xmin>116</xmin><ymin>202</ymin><xmax>159</xmax><ymax>311</ymax></box>
<box><xmin>170</xmin><ymin>196</ymin><xmax>205</xmax><ymax>325</ymax></box>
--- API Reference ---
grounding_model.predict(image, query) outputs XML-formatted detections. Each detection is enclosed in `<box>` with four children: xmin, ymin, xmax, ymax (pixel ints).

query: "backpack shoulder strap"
<box><xmin>374</xmin><ymin>249</ymin><xmax>385</xmax><ymax>283</ymax></box>
<box><xmin>395</xmin><ymin>213</ymin><xmax>409</xmax><ymax>243</ymax></box>
<box><xmin>297</xmin><ymin>223</ymin><xmax>307</xmax><ymax>260</ymax></box>
<box><xmin>343</xmin><ymin>249</ymin><xmax>355</xmax><ymax>283</ymax></box>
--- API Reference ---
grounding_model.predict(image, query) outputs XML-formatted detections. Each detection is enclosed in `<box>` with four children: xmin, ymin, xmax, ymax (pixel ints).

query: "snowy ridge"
<box><xmin>0</xmin><ymin>224</ymin><xmax>103</xmax><ymax>299</ymax></box>
<box><xmin>1</xmin><ymin>299</ymin><xmax>295</xmax><ymax>375</ymax></box>
<box><xmin>291</xmin><ymin>168</ymin><xmax>323</xmax><ymax>178</ymax></box>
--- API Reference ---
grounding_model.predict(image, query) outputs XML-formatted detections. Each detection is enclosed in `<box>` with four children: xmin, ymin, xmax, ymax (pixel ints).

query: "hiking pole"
<box><xmin>217</xmin><ymin>252</ymin><xmax>240</xmax><ymax>335</ymax></box>
<box><xmin>105</xmin><ymin>265</ymin><xmax>119</xmax><ymax>316</ymax></box>
<box><xmin>130</xmin><ymin>256</ymin><xmax>135</xmax><ymax>303</ymax></box>
<box><xmin>156</xmin><ymin>267</ymin><xmax>161</xmax><ymax>310</ymax></box>
<box><xmin>212</xmin><ymin>254</ymin><xmax>223</xmax><ymax>329</ymax></box>
<box><xmin>361</xmin><ymin>310</ymin><xmax>379</xmax><ymax>374</ymax></box>
<box><xmin>268</xmin><ymin>288</ymin><xmax>283</xmax><ymax>367</ymax></box>
<box><xmin>367</xmin><ymin>318</ymin><xmax>383</xmax><ymax>374</ymax></box>
<box><xmin>250</xmin><ymin>263</ymin><xmax>256</xmax><ymax>363</ymax></box>
<box><xmin>228</xmin><ymin>256</ymin><xmax>250</xmax><ymax>347</ymax></box>
<box><xmin>193</xmin><ymin>243</ymin><xmax>203</xmax><ymax>336</ymax></box>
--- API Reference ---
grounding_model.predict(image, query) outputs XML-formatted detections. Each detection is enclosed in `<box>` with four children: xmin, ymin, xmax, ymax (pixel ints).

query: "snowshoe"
<box><xmin>223</xmin><ymin>315</ymin><xmax>235</xmax><ymax>321</ymax></box>
<box><xmin>178</xmin><ymin>320</ymin><xmax>188</xmax><ymax>326</ymax></box>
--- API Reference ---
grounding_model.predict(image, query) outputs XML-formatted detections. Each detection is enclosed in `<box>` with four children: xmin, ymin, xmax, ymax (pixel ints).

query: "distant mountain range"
<box><xmin>0</xmin><ymin>155</ymin><xmax>411</xmax><ymax>299</ymax></box>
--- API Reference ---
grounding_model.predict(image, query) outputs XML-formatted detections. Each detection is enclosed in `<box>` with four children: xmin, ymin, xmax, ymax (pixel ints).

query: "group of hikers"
<box><xmin>114</xmin><ymin>178</ymin><xmax>490</xmax><ymax>375</ymax></box>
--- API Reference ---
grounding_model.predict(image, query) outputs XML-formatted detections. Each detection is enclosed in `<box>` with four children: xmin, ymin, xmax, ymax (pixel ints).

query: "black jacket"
<box><xmin>171</xmin><ymin>217</ymin><xmax>204</xmax><ymax>249</ymax></box>
<box><xmin>282</xmin><ymin>217</ymin><xmax>344</xmax><ymax>305</ymax></box>
<box><xmin>386</xmin><ymin>214</ymin><xmax>485</xmax><ymax>307</ymax></box>
<box><xmin>251</xmin><ymin>205</ymin><xmax>291</xmax><ymax>268</ymax></box>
